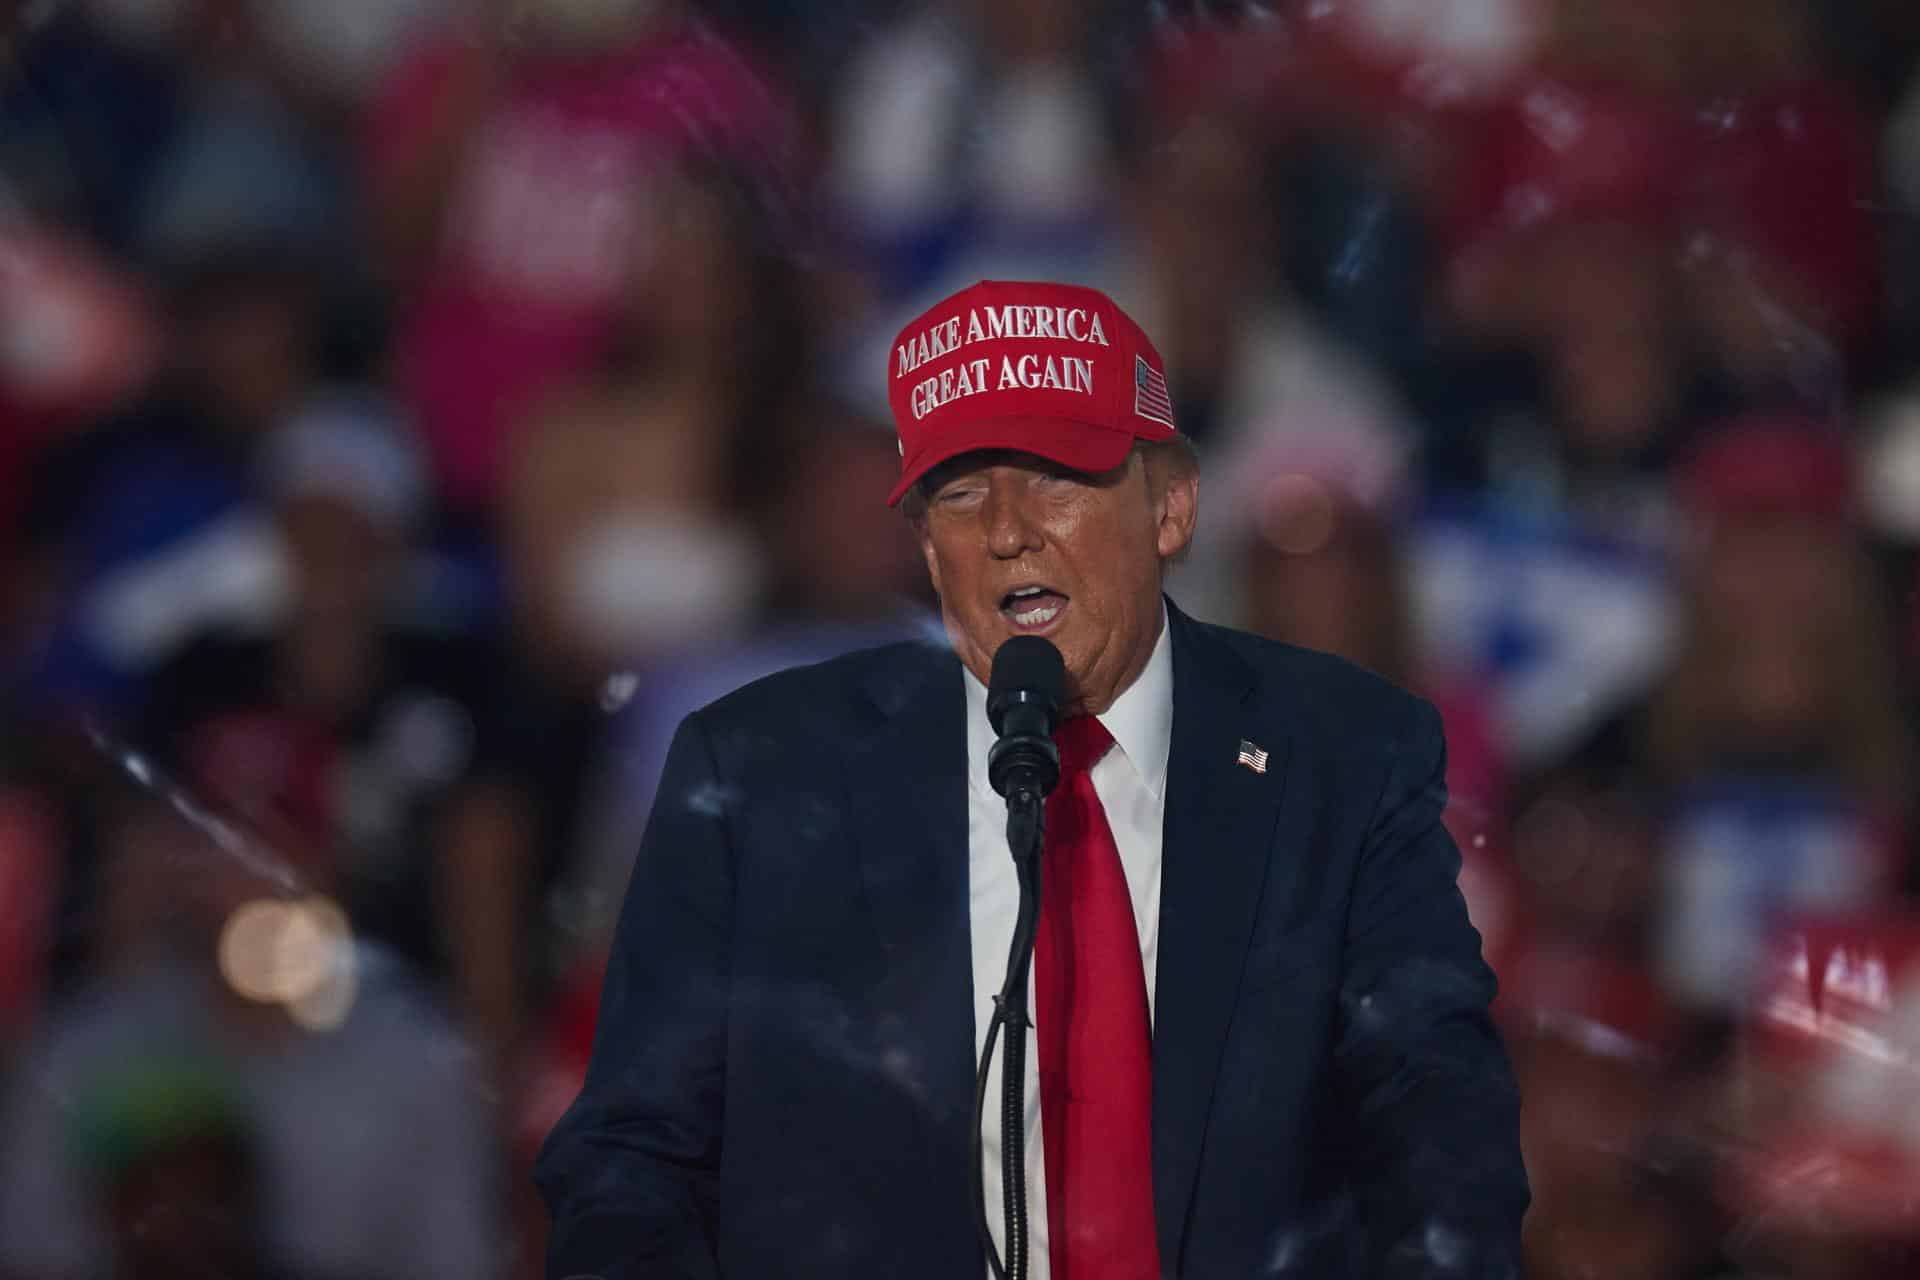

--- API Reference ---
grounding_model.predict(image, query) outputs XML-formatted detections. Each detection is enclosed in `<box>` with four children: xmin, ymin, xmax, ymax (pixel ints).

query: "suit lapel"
<box><xmin>1153</xmin><ymin>604</ymin><xmax>1293</xmax><ymax>1268</ymax></box>
<box><xmin>845</xmin><ymin>646</ymin><xmax>981</xmax><ymax>1275</ymax></box>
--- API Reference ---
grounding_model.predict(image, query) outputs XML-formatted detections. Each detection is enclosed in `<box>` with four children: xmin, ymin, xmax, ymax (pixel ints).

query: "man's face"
<box><xmin>278</xmin><ymin>495</ymin><xmax>392</xmax><ymax>623</ymax></box>
<box><xmin>915</xmin><ymin>446</ymin><xmax>1197</xmax><ymax>714</ymax></box>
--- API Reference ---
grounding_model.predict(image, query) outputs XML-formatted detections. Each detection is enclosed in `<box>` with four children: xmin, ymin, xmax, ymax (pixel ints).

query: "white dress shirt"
<box><xmin>966</xmin><ymin>611</ymin><xmax>1173</xmax><ymax>1279</ymax></box>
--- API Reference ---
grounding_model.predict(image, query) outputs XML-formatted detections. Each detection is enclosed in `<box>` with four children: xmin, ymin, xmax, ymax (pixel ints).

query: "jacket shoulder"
<box><xmin>691</xmin><ymin>637</ymin><xmax>951</xmax><ymax>741</ymax></box>
<box><xmin>1188</xmin><ymin>617</ymin><xmax>1436</xmax><ymax>755</ymax></box>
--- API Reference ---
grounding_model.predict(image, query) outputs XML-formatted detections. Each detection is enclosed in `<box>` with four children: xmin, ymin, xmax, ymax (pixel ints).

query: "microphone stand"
<box><xmin>972</xmin><ymin>790</ymin><xmax>1045</xmax><ymax>1280</ymax></box>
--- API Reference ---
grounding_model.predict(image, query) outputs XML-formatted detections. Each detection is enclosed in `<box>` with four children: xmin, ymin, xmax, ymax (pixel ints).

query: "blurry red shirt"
<box><xmin>369</xmin><ymin>23</ymin><xmax>803</xmax><ymax>511</ymax></box>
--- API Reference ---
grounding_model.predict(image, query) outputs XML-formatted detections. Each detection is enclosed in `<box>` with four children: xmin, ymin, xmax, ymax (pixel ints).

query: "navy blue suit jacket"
<box><xmin>535</xmin><ymin>604</ymin><xmax>1528</xmax><ymax>1278</ymax></box>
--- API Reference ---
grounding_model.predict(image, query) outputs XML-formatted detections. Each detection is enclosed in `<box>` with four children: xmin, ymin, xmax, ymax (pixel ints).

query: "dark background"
<box><xmin>6</xmin><ymin>0</ymin><xmax>1920</xmax><ymax>1275</ymax></box>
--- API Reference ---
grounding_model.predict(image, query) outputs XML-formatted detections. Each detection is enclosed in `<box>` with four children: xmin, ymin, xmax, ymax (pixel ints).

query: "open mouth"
<box><xmin>1000</xmin><ymin>585</ymin><xmax>1068</xmax><ymax>632</ymax></box>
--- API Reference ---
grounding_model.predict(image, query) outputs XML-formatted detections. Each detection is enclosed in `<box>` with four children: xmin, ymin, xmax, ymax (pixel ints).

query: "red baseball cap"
<box><xmin>1679</xmin><ymin>414</ymin><xmax>1857</xmax><ymax>526</ymax></box>
<box><xmin>884</xmin><ymin>280</ymin><xmax>1180</xmax><ymax>506</ymax></box>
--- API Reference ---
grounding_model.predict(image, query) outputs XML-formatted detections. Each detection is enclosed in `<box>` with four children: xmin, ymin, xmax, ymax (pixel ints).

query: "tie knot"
<box><xmin>1054</xmin><ymin>714</ymin><xmax>1115</xmax><ymax>775</ymax></box>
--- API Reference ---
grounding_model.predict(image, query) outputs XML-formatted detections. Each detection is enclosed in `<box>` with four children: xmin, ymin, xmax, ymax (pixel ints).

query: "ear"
<box><xmin>1155</xmin><ymin>459</ymin><xmax>1200</xmax><ymax>561</ymax></box>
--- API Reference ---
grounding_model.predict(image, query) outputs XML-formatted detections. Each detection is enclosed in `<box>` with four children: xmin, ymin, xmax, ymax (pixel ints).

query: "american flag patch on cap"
<box><xmin>1236</xmin><ymin>739</ymin><xmax>1268</xmax><ymax>774</ymax></box>
<box><xmin>1135</xmin><ymin>355</ymin><xmax>1175</xmax><ymax>427</ymax></box>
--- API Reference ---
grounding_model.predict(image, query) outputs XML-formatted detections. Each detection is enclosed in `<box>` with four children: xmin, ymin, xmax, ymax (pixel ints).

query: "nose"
<box><xmin>983</xmin><ymin>472</ymin><xmax>1044</xmax><ymax>560</ymax></box>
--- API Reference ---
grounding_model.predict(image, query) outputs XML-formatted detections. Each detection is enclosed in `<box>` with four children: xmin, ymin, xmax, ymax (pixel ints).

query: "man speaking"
<box><xmin>535</xmin><ymin>280</ymin><xmax>1528</xmax><ymax>1278</ymax></box>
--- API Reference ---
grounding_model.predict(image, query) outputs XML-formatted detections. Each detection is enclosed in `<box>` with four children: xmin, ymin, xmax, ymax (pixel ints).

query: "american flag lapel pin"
<box><xmin>1235</xmin><ymin>739</ymin><xmax>1269</xmax><ymax>774</ymax></box>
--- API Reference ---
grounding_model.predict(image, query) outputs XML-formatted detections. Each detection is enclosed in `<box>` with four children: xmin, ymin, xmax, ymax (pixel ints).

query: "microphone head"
<box><xmin>986</xmin><ymin>636</ymin><xmax>1066</xmax><ymax>736</ymax></box>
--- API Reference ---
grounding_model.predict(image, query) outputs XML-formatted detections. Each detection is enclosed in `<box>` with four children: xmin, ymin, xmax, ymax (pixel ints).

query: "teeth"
<box><xmin>1009</xmin><ymin>586</ymin><xmax>1046</xmax><ymax>598</ymax></box>
<box><xmin>1011</xmin><ymin>600</ymin><xmax>1062</xmax><ymax>626</ymax></box>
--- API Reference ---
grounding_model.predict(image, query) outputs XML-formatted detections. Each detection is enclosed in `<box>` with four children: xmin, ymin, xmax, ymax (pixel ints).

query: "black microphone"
<box><xmin>986</xmin><ymin>636</ymin><xmax>1065</xmax><ymax>805</ymax></box>
<box><xmin>974</xmin><ymin>635</ymin><xmax>1065</xmax><ymax>1280</ymax></box>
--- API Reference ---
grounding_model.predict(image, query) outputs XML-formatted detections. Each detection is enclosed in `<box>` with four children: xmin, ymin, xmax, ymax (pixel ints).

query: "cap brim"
<box><xmin>887</xmin><ymin>414</ymin><xmax>1145</xmax><ymax>507</ymax></box>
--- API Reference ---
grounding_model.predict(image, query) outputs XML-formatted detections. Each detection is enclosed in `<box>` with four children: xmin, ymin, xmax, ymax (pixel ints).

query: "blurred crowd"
<box><xmin>6</xmin><ymin>0</ymin><xmax>1920</xmax><ymax>1275</ymax></box>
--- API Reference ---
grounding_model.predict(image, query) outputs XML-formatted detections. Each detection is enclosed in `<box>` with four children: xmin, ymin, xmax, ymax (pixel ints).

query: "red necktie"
<box><xmin>1035</xmin><ymin>715</ymin><xmax>1161</xmax><ymax>1280</ymax></box>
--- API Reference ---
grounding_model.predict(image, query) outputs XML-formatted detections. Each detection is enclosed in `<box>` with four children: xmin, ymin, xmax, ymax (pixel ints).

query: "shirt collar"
<box><xmin>963</xmin><ymin>606</ymin><xmax>1174</xmax><ymax>798</ymax></box>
